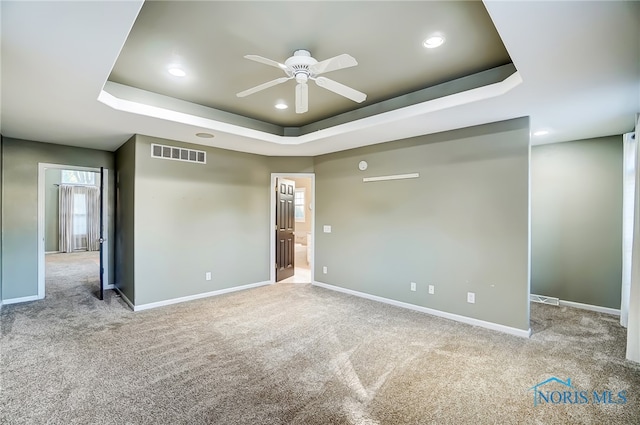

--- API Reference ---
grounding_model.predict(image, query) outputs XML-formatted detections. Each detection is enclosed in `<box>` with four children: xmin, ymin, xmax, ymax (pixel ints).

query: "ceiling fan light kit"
<box><xmin>237</xmin><ymin>49</ymin><xmax>367</xmax><ymax>114</ymax></box>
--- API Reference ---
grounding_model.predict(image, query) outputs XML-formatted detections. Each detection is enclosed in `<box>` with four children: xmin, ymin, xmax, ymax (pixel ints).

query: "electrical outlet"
<box><xmin>322</xmin><ymin>266</ymin><xmax>328</xmax><ymax>274</ymax></box>
<box><xmin>205</xmin><ymin>272</ymin><xmax>212</xmax><ymax>281</ymax></box>
<box><xmin>467</xmin><ymin>292</ymin><xmax>475</xmax><ymax>304</ymax></box>
<box><xmin>410</xmin><ymin>282</ymin><xmax>417</xmax><ymax>292</ymax></box>
<box><xmin>428</xmin><ymin>285</ymin><xmax>435</xmax><ymax>295</ymax></box>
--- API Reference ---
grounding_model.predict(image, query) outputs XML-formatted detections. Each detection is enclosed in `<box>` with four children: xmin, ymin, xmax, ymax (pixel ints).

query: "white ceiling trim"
<box><xmin>1</xmin><ymin>1</ymin><xmax>638</xmax><ymax>155</ymax></box>
<box><xmin>98</xmin><ymin>70</ymin><xmax>522</xmax><ymax>148</ymax></box>
<box><xmin>97</xmin><ymin>89</ymin><xmax>285</xmax><ymax>146</ymax></box>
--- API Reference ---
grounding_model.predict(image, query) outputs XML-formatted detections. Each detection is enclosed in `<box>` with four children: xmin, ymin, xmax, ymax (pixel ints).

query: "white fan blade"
<box><xmin>244</xmin><ymin>55</ymin><xmax>288</xmax><ymax>70</ymax></box>
<box><xmin>295</xmin><ymin>83</ymin><xmax>308</xmax><ymax>114</ymax></box>
<box><xmin>309</xmin><ymin>54</ymin><xmax>358</xmax><ymax>75</ymax></box>
<box><xmin>314</xmin><ymin>77</ymin><xmax>367</xmax><ymax>103</ymax></box>
<box><xmin>236</xmin><ymin>77</ymin><xmax>290</xmax><ymax>98</ymax></box>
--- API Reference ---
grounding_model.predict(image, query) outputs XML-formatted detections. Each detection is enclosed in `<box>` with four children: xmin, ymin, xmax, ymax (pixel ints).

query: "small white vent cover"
<box><xmin>530</xmin><ymin>294</ymin><xmax>560</xmax><ymax>306</ymax></box>
<box><xmin>151</xmin><ymin>143</ymin><xmax>206</xmax><ymax>164</ymax></box>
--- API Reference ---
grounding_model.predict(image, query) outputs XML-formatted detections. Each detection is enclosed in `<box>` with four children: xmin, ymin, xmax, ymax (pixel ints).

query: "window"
<box><xmin>73</xmin><ymin>192</ymin><xmax>87</xmax><ymax>236</ymax></box>
<box><xmin>72</xmin><ymin>192</ymin><xmax>88</xmax><ymax>249</ymax></box>
<box><xmin>61</xmin><ymin>170</ymin><xmax>96</xmax><ymax>185</ymax></box>
<box><xmin>294</xmin><ymin>189</ymin><xmax>305</xmax><ymax>222</ymax></box>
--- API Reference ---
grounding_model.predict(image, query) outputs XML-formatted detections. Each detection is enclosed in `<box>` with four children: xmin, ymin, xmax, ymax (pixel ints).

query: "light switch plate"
<box><xmin>323</xmin><ymin>225</ymin><xmax>332</xmax><ymax>233</ymax></box>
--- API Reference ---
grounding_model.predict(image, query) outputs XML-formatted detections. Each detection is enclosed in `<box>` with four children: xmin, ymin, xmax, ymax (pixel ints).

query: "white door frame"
<box><xmin>37</xmin><ymin>163</ymin><xmax>110</xmax><ymax>299</ymax></box>
<box><xmin>270</xmin><ymin>173</ymin><xmax>315</xmax><ymax>284</ymax></box>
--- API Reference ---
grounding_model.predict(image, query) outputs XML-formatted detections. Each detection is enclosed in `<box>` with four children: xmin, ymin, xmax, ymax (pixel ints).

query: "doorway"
<box><xmin>271</xmin><ymin>173</ymin><xmax>315</xmax><ymax>284</ymax></box>
<box><xmin>37</xmin><ymin>164</ymin><xmax>109</xmax><ymax>300</ymax></box>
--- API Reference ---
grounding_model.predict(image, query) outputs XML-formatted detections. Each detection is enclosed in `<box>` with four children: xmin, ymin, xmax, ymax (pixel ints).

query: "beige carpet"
<box><xmin>1</xmin><ymin>253</ymin><xmax>639</xmax><ymax>424</ymax></box>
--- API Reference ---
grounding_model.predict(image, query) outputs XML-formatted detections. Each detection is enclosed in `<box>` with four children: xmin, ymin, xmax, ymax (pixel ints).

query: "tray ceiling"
<box><xmin>108</xmin><ymin>1</ymin><xmax>511</xmax><ymax>129</ymax></box>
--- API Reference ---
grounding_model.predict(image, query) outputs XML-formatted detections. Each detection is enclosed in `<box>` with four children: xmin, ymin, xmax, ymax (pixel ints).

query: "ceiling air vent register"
<box><xmin>151</xmin><ymin>143</ymin><xmax>206</xmax><ymax>164</ymax></box>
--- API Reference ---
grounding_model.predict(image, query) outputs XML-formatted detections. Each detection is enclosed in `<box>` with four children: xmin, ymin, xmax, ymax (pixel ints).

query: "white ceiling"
<box><xmin>1</xmin><ymin>1</ymin><xmax>639</xmax><ymax>156</ymax></box>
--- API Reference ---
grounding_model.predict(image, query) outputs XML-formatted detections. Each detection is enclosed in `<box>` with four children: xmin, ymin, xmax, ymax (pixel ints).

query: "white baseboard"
<box><xmin>558</xmin><ymin>299</ymin><xmax>621</xmax><ymax>316</ymax></box>
<box><xmin>2</xmin><ymin>295</ymin><xmax>41</xmax><ymax>305</ymax></box>
<box><xmin>104</xmin><ymin>283</ymin><xmax>115</xmax><ymax>290</ymax></box>
<box><xmin>130</xmin><ymin>281</ymin><xmax>272</xmax><ymax>312</ymax></box>
<box><xmin>313</xmin><ymin>281</ymin><xmax>531</xmax><ymax>338</ymax></box>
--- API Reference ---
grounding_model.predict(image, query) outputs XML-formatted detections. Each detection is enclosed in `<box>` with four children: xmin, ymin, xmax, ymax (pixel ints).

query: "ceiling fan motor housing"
<box><xmin>285</xmin><ymin>49</ymin><xmax>317</xmax><ymax>82</ymax></box>
<box><xmin>237</xmin><ymin>49</ymin><xmax>366</xmax><ymax>111</ymax></box>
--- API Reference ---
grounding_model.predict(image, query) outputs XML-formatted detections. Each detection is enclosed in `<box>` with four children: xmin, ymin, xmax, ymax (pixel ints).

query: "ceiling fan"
<box><xmin>236</xmin><ymin>49</ymin><xmax>367</xmax><ymax>114</ymax></box>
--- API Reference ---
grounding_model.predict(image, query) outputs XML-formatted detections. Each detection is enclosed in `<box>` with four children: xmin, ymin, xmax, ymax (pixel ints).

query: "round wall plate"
<box><xmin>358</xmin><ymin>160</ymin><xmax>368</xmax><ymax>171</ymax></box>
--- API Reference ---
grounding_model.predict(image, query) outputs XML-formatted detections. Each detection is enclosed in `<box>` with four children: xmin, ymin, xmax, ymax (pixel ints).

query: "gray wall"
<box><xmin>127</xmin><ymin>135</ymin><xmax>275</xmax><ymax>305</ymax></box>
<box><xmin>531</xmin><ymin>136</ymin><xmax>622</xmax><ymax>309</ymax></box>
<box><xmin>2</xmin><ymin>125</ymin><xmax>625</xmax><ymax>330</ymax></box>
<box><xmin>114</xmin><ymin>138</ymin><xmax>318</xmax><ymax>307</ymax></box>
<box><xmin>115</xmin><ymin>136</ymin><xmax>136</xmax><ymax>303</ymax></box>
<box><xmin>267</xmin><ymin>156</ymin><xmax>314</xmax><ymax>173</ymax></box>
<box><xmin>313</xmin><ymin>118</ymin><xmax>531</xmax><ymax>331</ymax></box>
<box><xmin>1</xmin><ymin>138</ymin><xmax>115</xmax><ymax>300</ymax></box>
<box><xmin>44</xmin><ymin>169</ymin><xmax>61</xmax><ymax>252</ymax></box>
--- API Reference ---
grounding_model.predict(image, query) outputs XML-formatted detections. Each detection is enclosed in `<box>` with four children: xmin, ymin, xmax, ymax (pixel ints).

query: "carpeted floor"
<box><xmin>1</xmin><ymin>253</ymin><xmax>639</xmax><ymax>424</ymax></box>
<box><xmin>44</xmin><ymin>250</ymin><xmax>102</xmax><ymax>298</ymax></box>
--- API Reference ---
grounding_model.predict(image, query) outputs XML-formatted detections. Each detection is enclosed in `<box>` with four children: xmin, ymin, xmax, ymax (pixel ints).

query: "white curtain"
<box><xmin>86</xmin><ymin>186</ymin><xmax>100</xmax><ymax>251</ymax></box>
<box><xmin>59</xmin><ymin>185</ymin><xmax>75</xmax><ymax>253</ymax></box>
<box><xmin>59</xmin><ymin>185</ymin><xmax>100</xmax><ymax>253</ymax></box>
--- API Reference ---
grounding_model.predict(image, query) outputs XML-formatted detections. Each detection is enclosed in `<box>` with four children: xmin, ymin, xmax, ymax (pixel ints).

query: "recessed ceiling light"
<box><xmin>168</xmin><ymin>67</ymin><xmax>186</xmax><ymax>77</ymax></box>
<box><xmin>423</xmin><ymin>35</ymin><xmax>445</xmax><ymax>49</ymax></box>
<box><xmin>195</xmin><ymin>132</ymin><xmax>214</xmax><ymax>138</ymax></box>
<box><xmin>275</xmin><ymin>103</ymin><xmax>288</xmax><ymax>110</ymax></box>
<box><xmin>533</xmin><ymin>130</ymin><xmax>550</xmax><ymax>136</ymax></box>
